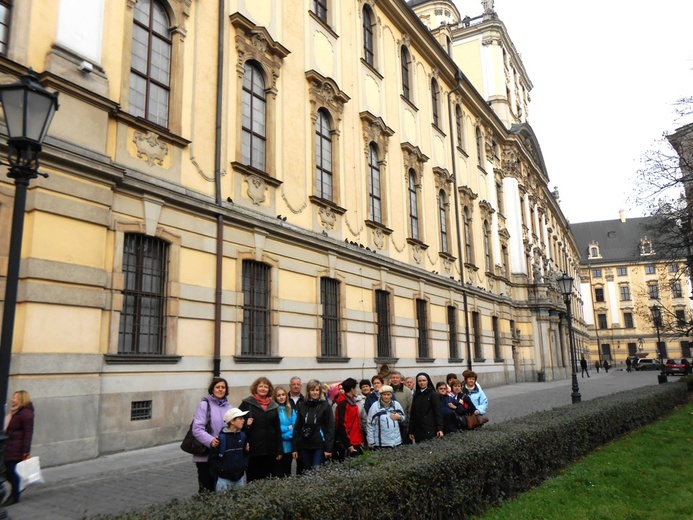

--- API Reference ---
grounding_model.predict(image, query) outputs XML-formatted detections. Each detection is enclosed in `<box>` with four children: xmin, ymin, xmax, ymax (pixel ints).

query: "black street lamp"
<box><xmin>0</xmin><ymin>72</ymin><xmax>59</xmax><ymax>506</ymax></box>
<box><xmin>649</xmin><ymin>305</ymin><xmax>668</xmax><ymax>385</ymax></box>
<box><xmin>557</xmin><ymin>272</ymin><xmax>581</xmax><ymax>404</ymax></box>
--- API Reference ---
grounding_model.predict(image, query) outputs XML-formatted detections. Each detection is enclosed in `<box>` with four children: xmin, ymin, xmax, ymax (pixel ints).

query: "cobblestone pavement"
<box><xmin>5</xmin><ymin>370</ymin><xmax>668</xmax><ymax>519</ymax></box>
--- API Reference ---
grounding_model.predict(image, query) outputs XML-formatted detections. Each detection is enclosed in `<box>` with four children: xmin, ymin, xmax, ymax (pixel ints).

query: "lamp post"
<box><xmin>649</xmin><ymin>305</ymin><xmax>668</xmax><ymax>384</ymax></box>
<box><xmin>557</xmin><ymin>272</ymin><xmax>581</xmax><ymax>404</ymax></box>
<box><xmin>0</xmin><ymin>72</ymin><xmax>59</xmax><ymax>506</ymax></box>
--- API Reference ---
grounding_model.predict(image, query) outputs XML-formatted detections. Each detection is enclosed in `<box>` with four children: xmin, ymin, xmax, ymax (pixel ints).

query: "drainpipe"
<box><xmin>212</xmin><ymin>0</ymin><xmax>225</xmax><ymax>376</ymax></box>
<box><xmin>447</xmin><ymin>68</ymin><xmax>472</xmax><ymax>371</ymax></box>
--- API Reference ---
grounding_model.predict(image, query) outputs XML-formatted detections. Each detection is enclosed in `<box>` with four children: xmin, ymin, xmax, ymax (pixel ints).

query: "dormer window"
<box><xmin>588</xmin><ymin>242</ymin><xmax>601</xmax><ymax>259</ymax></box>
<box><xmin>640</xmin><ymin>238</ymin><xmax>654</xmax><ymax>256</ymax></box>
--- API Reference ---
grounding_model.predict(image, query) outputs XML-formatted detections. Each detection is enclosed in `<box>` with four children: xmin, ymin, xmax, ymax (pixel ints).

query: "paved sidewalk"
<box><xmin>5</xmin><ymin>370</ymin><xmax>666</xmax><ymax>519</ymax></box>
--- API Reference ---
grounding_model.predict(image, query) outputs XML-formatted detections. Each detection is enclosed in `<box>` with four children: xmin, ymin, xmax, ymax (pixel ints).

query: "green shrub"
<box><xmin>100</xmin><ymin>383</ymin><xmax>689</xmax><ymax>520</ymax></box>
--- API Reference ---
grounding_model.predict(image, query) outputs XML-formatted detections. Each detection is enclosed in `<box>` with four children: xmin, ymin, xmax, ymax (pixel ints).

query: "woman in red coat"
<box><xmin>4</xmin><ymin>390</ymin><xmax>35</xmax><ymax>505</ymax></box>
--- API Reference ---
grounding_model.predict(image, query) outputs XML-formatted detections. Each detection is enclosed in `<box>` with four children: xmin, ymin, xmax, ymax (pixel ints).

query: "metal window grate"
<box><xmin>321</xmin><ymin>278</ymin><xmax>340</xmax><ymax>357</ymax></box>
<box><xmin>131</xmin><ymin>400</ymin><xmax>152</xmax><ymax>421</ymax></box>
<box><xmin>448</xmin><ymin>306</ymin><xmax>458</xmax><ymax>359</ymax></box>
<box><xmin>241</xmin><ymin>260</ymin><xmax>270</xmax><ymax>356</ymax></box>
<box><xmin>118</xmin><ymin>234</ymin><xmax>168</xmax><ymax>355</ymax></box>
<box><xmin>416</xmin><ymin>299</ymin><xmax>429</xmax><ymax>358</ymax></box>
<box><xmin>375</xmin><ymin>290</ymin><xmax>391</xmax><ymax>358</ymax></box>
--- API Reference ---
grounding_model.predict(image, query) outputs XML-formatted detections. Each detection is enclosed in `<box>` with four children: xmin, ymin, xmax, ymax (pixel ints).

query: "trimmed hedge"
<box><xmin>101</xmin><ymin>381</ymin><xmax>689</xmax><ymax>520</ymax></box>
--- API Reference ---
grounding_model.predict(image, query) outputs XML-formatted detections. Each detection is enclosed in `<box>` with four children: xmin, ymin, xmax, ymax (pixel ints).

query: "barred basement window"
<box><xmin>320</xmin><ymin>277</ymin><xmax>340</xmax><ymax>357</ymax></box>
<box><xmin>241</xmin><ymin>261</ymin><xmax>271</xmax><ymax>356</ymax></box>
<box><xmin>118</xmin><ymin>234</ymin><xmax>168</xmax><ymax>355</ymax></box>
<box><xmin>131</xmin><ymin>400</ymin><xmax>152</xmax><ymax>421</ymax></box>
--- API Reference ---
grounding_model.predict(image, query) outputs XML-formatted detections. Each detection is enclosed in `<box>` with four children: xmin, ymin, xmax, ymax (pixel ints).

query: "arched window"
<box><xmin>483</xmin><ymin>220</ymin><xmax>492</xmax><ymax>272</ymax></box>
<box><xmin>456</xmin><ymin>105</ymin><xmax>464</xmax><ymax>148</ymax></box>
<box><xmin>368</xmin><ymin>144</ymin><xmax>381</xmax><ymax>223</ymax></box>
<box><xmin>241</xmin><ymin>61</ymin><xmax>267</xmax><ymax>171</ymax></box>
<box><xmin>315</xmin><ymin>109</ymin><xmax>333</xmax><ymax>200</ymax></box>
<box><xmin>129</xmin><ymin>0</ymin><xmax>171</xmax><ymax>127</ymax></box>
<box><xmin>476</xmin><ymin>126</ymin><xmax>484</xmax><ymax>165</ymax></box>
<box><xmin>401</xmin><ymin>46</ymin><xmax>411</xmax><ymax>100</ymax></box>
<box><xmin>463</xmin><ymin>207</ymin><xmax>472</xmax><ymax>263</ymax></box>
<box><xmin>408</xmin><ymin>170</ymin><xmax>419</xmax><ymax>240</ymax></box>
<box><xmin>431</xmin><ymin>78</ymin><xmax>440</xmax><ymax>127</ymax></box>
<box><xmin>363</xmin><ymin>6</ymin><xmax>374</xmax><ymax>67</ymax></box>
<box><xmin>439</xmin><ymin>190</ymin><xmax>448</xmax><ymax>253</ymax></box>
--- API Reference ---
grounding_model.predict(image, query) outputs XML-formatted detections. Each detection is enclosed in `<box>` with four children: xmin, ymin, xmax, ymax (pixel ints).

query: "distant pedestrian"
<box><xmin>210</xmin><ymin>408</ymin><xmax>249</xmax><ymax>491</ymax></box>
<box><xmin>239</xmin><ymin>377</ymin><xmax>283</xmax><ymax>482</ymax></box>
<box><xmin>603</xmin><ymin>360</ymin><xmax>610</xmax><ymax>373</ymax></box>
<box><xmin>580</xmin><ymin>357</ymin><xmax>590</xmax><ymax>378</ymax></box>
<box><xmin>595</xmin><ymin>360</ymin><xmax>601</xmax><ymax>373</ymax></box>
<box><xmin>292</xmin><ymin>379</ymin><xmax>334</xmax><ymax>471</ymax></box>
<box><xmin>626</xmin><ymin>357</ymin><xmax>633</xmax><ymax>373</ymax></box>
<box><xmin>3</xmin><ymin>390</ymin><xmax>35</xmax><ymax>506</ymax></box>
<box><xmin>191</xmin><ymin>377</ymin><xmax>232</xmax><ymax>493</ymax></box>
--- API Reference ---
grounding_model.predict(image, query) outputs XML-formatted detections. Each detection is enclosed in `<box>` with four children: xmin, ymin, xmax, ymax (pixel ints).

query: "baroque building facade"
<box><xmin>572</xmin><ymin>212</ymin><xmax>693</xmax><ymax>365</ymax></box>
<box><xmin>0</xmin><ymin>0</ymin><xmax>583</xmax><ymax>465</ymax></box>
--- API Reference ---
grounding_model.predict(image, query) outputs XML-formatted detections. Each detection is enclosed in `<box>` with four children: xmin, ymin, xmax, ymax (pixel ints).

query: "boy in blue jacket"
<box><xmin>211</xmin><ymin>408</ymin><xmax>249</xmax><ymax>491</ymax></box>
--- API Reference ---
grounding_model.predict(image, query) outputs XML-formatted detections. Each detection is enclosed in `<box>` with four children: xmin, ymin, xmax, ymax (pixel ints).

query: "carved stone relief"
<box><xmin>318</xmin><ymin>206</ymin><xmax>337</xmax><ymax>229</ymax></box>
<box><xmin>133</xmin><ymin>131</ymin><xmax>169</xmax><ymax>167</ymax></box>
<box><xmin>246</xmin><ymin>174</ymin><xmax>267</xmax><ymax>205</ymax></box>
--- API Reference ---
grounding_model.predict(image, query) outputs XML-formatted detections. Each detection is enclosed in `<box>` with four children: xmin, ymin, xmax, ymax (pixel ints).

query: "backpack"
<box><xmin>213</xmin><ymin>430</ymin><xmax>247</xmax><ymax>482</ymax></box>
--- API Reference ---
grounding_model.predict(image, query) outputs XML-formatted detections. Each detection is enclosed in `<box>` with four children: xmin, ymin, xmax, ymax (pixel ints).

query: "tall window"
<box><xmin>658</xmin><ymin>341</ymin><xmax>667</xmax><ymax>359</ymax></box>
<box><xmin>681</xmin><ymin>341</ymin><xmax>691</xmax><ymax>358</ymax></box>
<box><xmin>601</xmin><ymin>344</ymin><xmax>612</xmax><ymax>359</ymax></box>
<box><xmin>463</xmin><ymin>207</ymin><xmax>473</xmax><ymax>263</ymax></box>
<box><xmin>617</xmin><ymin>267</ymin><xmax>627</xmax><ymax>276</ymax></box>
<box><xmin>241</xmin><ymin>261</ymin><xmax>270</xmax><ymax>356</ymax></box>
<box><xmin>597</xmin><ymin>313</ymin><xmax>608</xmax><ymax>329</ymax></box>
<box><xmin>668</xmin><ymin>263</ymin><xmax>679</xmax><ymax>274</ymax></box>
<box><xmin>496</xmin><ymin>182</ymin><xmax>504</xmax><ymax>215</ymax></box>
<box><xmin>431</xmin><ymin>78</ymin><xmax>440</xmax><ymax>127</ymax></box>
<box><xmin>448</xmin><ymin>306</ymin><xmax>458</xmax><ymax>359</ymax></box>
<box><xmin>592</xmin><ymin>268</ymin><xmax>602</xmax><ymax>278</ymax></box>
<box><xmin>241</xmin><ymin>61</ymin><xmax>267</xmax><ymax>171</ymax></box>
<box><xmin>475</xmin><ymin>126</ymin><xmax>483</xmax><ymax>165</ymax></box>
<box><xmin>648</xmin><ymin>283</ymin><xmax>659</xmax><ymax>300</ymax></box>
<box><xmin>130</xmin><ymin>0</ymin><xmax>171</xmax><ymax>127</ymax></box>
<box><xmin>315</xmin><ymin>109</ymin><xmax>333</xmax><ymax>200</ymax></box>
<box><xmin>362</xmin><ymin>6</ymin><xmax>374</xmax><ymax>66</ymax></box>
<box><xmin>0</xmin><ymin>0</ymin><xmax>10</xmax><ymax>55</ymax></box>
<box><xmin>472</xmin><ymin>311</ymin><xmax>482</xmax><ymax>360</ymax></box>
<box><xmin>416</xmin><ymin>299</ymin><xmax>429</xmax><ymax>359</ymax></box>
<box><xmin>313</xmin><ymin>0</ymin><xmax>327</xmax><ymax>23</ymax></box>
<box><xmin>408</xmin><ymin>170</ymin><xmax>419</xmax><ymax>240</ymax></box>
<box><xmin>623</xmin><ymin>312</ymin><xmax>634</xmax><ymax>329</ymax></box>
<box><xmin>456</xmin><ymin>105</ymin><xmax>464</xmax><ymax>148</ymax></box>
<box><xmin>672</xmin><ymin>282</ymin><xmax>683</xmax><ymax>298</ymax></box>
<box><xmin>118</xmin><ymin>234</ymin><xmax>168</xmax><ymax>355</ymax></box>
<box><xmin>320</xmin><ymin>277</ymin><xmax>340</xmax><ymax>357</ymax></box>
<box><xmin>439</xmin><ymin>191</ymin><xmax>448</xmax><ymax>253</ymax></box>
<box><xmin>483</xmin><ymin>220</ymin><xmax>492</xmax><ymax>272</ymax></box>
<box><xmin>401</xmin><ymin>46</ymin><xmax>411</xmax><ymax>100</ymax></box>
<box><xmin>645</xmin><ymin>265</ymin><xmax>656</xmax><ymax>275</ymax></box>
<box><xmin>676</xmin><ymin>309</ymin><xmax>687</xmax><ymax>327</ymax></box>
<box><xmin>628</xmin><ymin>342</ymin><xmax>637</xmax><ymax>356</ymax></box>
<box><xmin>368</xmin><ymin>144</ymin><xmax>382</xmax><ymax>223</ymax></box>
<box><xmin>595</xmin><ymin>287</ymin><xmax>605</xmax><ymax>302</ymax></box>
<box><xmin>619</xmin><ymin>285</ymin><xmax>631</xmax><ymax>301</ymax></box>
<box><xmin>375</xmin><ymin>290</ymin><xmax>391</xmax><ymax>358</ymax></box>
<box><xmin>492</xmin><ymin>316</ymin><xmax>502</xmax><ymax>361</ymax></box>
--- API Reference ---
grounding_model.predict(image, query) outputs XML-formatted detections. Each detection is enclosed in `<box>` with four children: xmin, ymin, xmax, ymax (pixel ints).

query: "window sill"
<box><xmin>493</xmin><ymin>358</ymin><xmax>505</xmax><ymax>363</ymax></box>
<box><xmin>473</xmin><ymin>358</ymin><xmax>486</xmax><ymax>363</ymax></box>
<box><xmin>464</xmin><ymin>263</ymin><xmax>479</xmax><ymax>272</ymax></box>
<box><xmin>456</xmin><ymin>145</ymin><xmax>468</xmax><ymax>158</ymax></box>
<box><xmin>309</xmin><ymin>195</ymin><xmax>346</xmax><ymax>214</ymax></box>
<box><xmin>233</xmin><ymin>355</ymin><xmax>283</xmax><ymax>364</ymax></box>
<box><xmin>104</xmin><ymin>354</ymin><xmax>182</xmax><ymax>365</ymax></box>
<box><xmin>113</xmin><ymin>111</ymin><xmax>191</xmax><ymax>148</ymax></box>
<box><xmin>406</xmin><ymin>238</ymin><xmax>429</xmax><ymax>250</ymax></box>
<box><xmin>448</xmin><ymin>358</ymin><xmax>464</xmax><ymax>364</ymax></box>
<box><xmin>316</xmin><ymin>356</ymin><xmax>351</xmax><ymax>363</ymax></box>
<box><xmin>360</xmin><ymin>58</ymin><xmax>383</xmax><ymax>80</ymax></box>
<box><xmin>374</xmin><ymin>357</ymin><xmax>399</xmax><ymax>365</ymax></box>
<box><xmin>231</xmin><ymin>162</ymin><xmax>283</xmax><ymax>187</ymax></box>
<box><xmin>401</xmin><ymin>95</ymin><xmax>418</xmax><ymax>112</ymax></box>
<box><xmin>415</xmin><ymin>357</ymin><xmax>435</xmax><ymax>363</ymax></box>
<box><xmin>439</xmin><ymin>251</ymin><xmax>456</xmax><ymax>262</ymax></box>
<box><xmin>431</xmin><ymin>123</ymin><xmax>447</xmax><ymax>138</ymax></box>
<box><xmin>309</xmin><ymin>11</ymin><xmax>339</xmax><ymax>39</ymax></box>
<box><xmin>365</xmin><ymin>220</ymin><xmax>393</xmax><ymax>235</ymax></box>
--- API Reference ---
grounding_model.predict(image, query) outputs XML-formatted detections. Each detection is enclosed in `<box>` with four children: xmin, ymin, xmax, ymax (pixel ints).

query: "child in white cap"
<box><xmin>211</xmin><ymin>408</ymin><xmax>249</xmax><ymax>491</ymax></box>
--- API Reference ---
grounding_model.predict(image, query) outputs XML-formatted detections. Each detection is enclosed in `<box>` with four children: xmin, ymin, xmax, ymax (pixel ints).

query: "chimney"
<box><xmin>619</xmin><ymin>209</ymin><xmax>626</xmax><ymax>223</ymax></box>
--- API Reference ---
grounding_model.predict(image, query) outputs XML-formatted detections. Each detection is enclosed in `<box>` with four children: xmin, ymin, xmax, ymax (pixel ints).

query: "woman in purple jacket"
<box><xmin>4</xmin><ymin>390</ymin><xmax>34</xmax><ymax>505</ymax></box>
<box><xmin>192</xmin><ymin>377</ymin><xmax>232</xmax><ymax>493</ymax></box>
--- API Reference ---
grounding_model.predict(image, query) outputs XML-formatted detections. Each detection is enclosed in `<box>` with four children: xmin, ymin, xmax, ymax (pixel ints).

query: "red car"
<box><xmin>665</xmin><ymin>358</ymin><xmax>692</xmax><ymax>375</ymax></box>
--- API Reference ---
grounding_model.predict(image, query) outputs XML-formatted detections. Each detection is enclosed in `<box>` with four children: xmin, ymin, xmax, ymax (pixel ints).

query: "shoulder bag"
<box><xmin>181</xmin><ymin>400</ymin><xmax>211</xmax><ymax>455</ymax></box>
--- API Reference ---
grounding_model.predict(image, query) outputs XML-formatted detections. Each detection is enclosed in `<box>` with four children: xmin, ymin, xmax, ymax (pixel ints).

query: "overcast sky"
<box><xmin>453</xmin><ymin>0</ymin><xmax>693</xmax><ymax>224</ymax></box>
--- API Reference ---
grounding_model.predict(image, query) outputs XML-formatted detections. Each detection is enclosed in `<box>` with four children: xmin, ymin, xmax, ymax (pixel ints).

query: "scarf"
<box><xmin>253</xmin><ymin>393</ymin><xmax>271</xmax><ymax>410</ymax></box>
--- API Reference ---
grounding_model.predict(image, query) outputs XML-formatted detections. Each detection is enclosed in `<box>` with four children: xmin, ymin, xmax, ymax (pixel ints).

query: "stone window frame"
<box><xmin>361</xmin><ymin>111</ymin><xmax>394</xmax><ymax>232</ymax></box>
<box><xmin>306</xmin><ymin>70</ymin><xmax>349</xmax><ymax>214</ymax></box>
<box><xmin>230</xmin><ymin>13</ymin><xmax>290</xmax><ymax>185</ymax></box>
<box><xmin>402</xmin><ymin>142</ymin><xmax>429</xmax><ymax>246</ymax></box>
<box><xmin>458</xmin><ymin>185</ymin><xmax>478</xmax><ymax>266</ymax></box>
<box><xmin>316</xmin><ymin>274</ymin><xmax>350</xmax><ymax>362</ymax></box>
<box><xmin>360</xmin><ymin>1</ymin><xmax>379</xmax><ymax>71</ymax></box>
<box><xmin>120</xmin><ymin>0</ymin><xmax>190</xmax><ymax>135</ymax></box>
<box><xmin>415</xmin><ymin>296</ymin><xmax>432</xmax><ymax>361</ymax></box>
<box><xmin>106</xmin><ymin>220</ymin><xmax>181</xmax><ymax>364</ymax></box>
<box><xmin>434</xmin><ymin>167</ymin><xmax>454</xmax><ymax>260</ymax></box>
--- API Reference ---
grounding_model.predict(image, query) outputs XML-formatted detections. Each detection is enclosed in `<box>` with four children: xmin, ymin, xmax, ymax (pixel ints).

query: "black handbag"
<box><xmin>181</xmin><ymin>400</ymin><xmax>211</xmax><ymax>455</ymax></box>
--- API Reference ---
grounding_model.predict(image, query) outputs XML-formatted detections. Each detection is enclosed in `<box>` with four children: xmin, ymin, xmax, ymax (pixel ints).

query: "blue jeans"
<box><xmin>299</xmin><ymin>449</ymin><xmax>324</xmax><ymax>471</ymax></box>
<box><xmin>216</xmin><ymin>476</ymin><xmax>244</xmax><ymax>491</ymax></box>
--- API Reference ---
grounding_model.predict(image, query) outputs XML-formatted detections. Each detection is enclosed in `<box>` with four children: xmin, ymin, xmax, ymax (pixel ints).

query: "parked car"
<box><xmin>664</xmin><ymin>358</ymin><xmax>692</xmax><ymax>375</ymax></box>
<box><xmin>634</xmin><ymin>358</ymin><xmax>662</xmax><ymax>371</ymax></box>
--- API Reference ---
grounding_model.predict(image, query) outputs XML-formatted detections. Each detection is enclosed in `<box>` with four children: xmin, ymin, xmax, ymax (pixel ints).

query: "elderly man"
<box><xmin>404</xmin><ymin>376</ymin><xmax>415</xmax><ymax>394</ymax></box>
<box><xmin>288</xmin><ymin>376</ymin><xmax>304</xmax><ymax>408</ymax></box>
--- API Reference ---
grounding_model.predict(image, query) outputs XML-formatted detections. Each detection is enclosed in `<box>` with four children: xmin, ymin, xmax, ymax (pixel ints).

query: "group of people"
<box><xmin>190</xmin><ymin>370</ymin><xmax>488</xmax><ymax>493</ymax></box>
<box><xmin>2</xmin><ymin>390</ymin><xmax>35</xmax><ymax>506</ymax></box>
